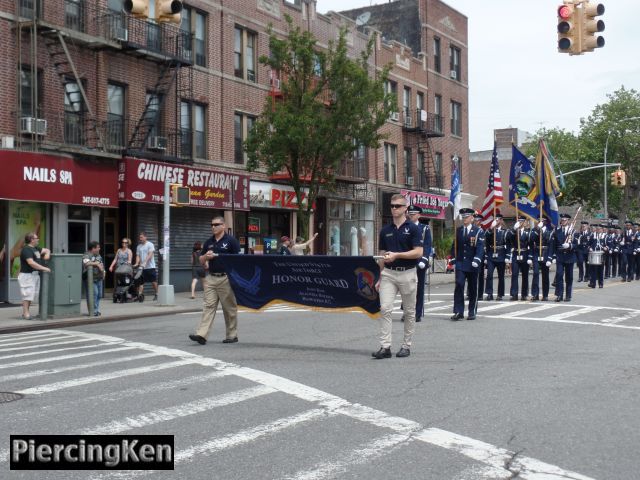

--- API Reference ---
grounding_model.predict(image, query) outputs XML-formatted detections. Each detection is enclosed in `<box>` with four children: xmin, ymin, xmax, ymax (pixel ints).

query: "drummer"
<box><xmin>588</xmin><ymin>224</ymin><xmax>606</xmax><ymax>289</ymax></box>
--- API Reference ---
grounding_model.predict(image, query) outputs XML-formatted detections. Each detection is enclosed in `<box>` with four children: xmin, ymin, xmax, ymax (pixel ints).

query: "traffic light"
<box><xmin>611</xmin><ymin>170</ymin><xmax>626</xmax><ymax>187</ymax></box>
<box><xmin>557</xmin><ymin>4</ymin><xmax>581</xmax><ymax>54</ymax></box>
<box><xmin>581</xmin><ymin>2</ymin><xmax>605</xmax><ymax>52</ymax></box>
<box><xmin>123</xmin><ymin>0</ymin><xmax>149</xmax><ymax>19</ymax></box>
<box><xmin>171</xmin><ymin>185</ymin><xmax>190</xmax><ymax>205</ymax></box>
<box><xmin>155</xmin><ymin>0</ymin><xmax>182</xmax><ymax>24</ymax></box>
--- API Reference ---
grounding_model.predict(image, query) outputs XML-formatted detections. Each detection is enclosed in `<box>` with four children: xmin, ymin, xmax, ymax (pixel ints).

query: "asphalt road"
<box><xmin>1</xmin><ymin>277</ymin><xmax>640</xmax><ymax>479</ymax></box>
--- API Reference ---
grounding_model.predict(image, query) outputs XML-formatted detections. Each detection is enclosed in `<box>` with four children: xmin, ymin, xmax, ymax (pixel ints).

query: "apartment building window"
<box><xmin>107</xmin><ymin>0</ymin><xmax>126</xmax><ymax>40</ymax></box>
<box><xmin>107</xmin><ymin>83</ymin><xmax>125</xmax><ymax>148</ymax></box>
<box><xmin>434</xmin><ymin>94</ymin><xmax>443</xmax><ymax>133</ymax></box>
<box><xmin>234</xmin><ymin>112</ymin><xmax>256</xmax><ymax>164</ymax></box>
<box><xmin>450</xmin><ymin>45</ymin><xmax>461</xmax><ymax>81</ymax></box>
<box><xmin>147</xmin><ymin>2</ymin><xmax>161</xmax><ymax>52</ymax></box>
<box><xmin>181</xmin><ymin>8</ymin><xmax>206</xmax><ymax>66</ymax></box>
<box><xmin>384</xmin><ymin>80</ymin><xmax>397</xmax><ymax>98</ymax></box>
<box><xmin>20</xmin><ymin>67</ymin><xmax>43</xmax><ymax>117</ymax></box>
<box><xmin>181</xmin><ymin>101</ymin><xmax>206</xmax><ymax>158</ymax></box>
<box><xmin>383</xmin><ymin>143</ymin><xmax>397</xmax><ymax>184</ymax></box>
<box><xmin>64</xmin><ymin>81</ymin><xmax>84</xmax><ymax>145</ymax></box>
<box><xmin>235</xmin><ymin>27</ymin><xmax>257</xmax><ymax>82</ymax></box>
<box><xmin>435</xmin><ymin>152</ymin><xmax>443</xmax><ymax>179</ymax></box>
<box><xmin>404</xmin><ymin>148</ymin><xmax>412</xmax><ymax>185</ymax></box>
<box><xmin>20</xmin><ymin>0</ymin><xmax>42</xmax><ymax>19</ymax></box>
<box><xmin>403</xmin><ymin>87</ymin><xmax>411</xmax><ymax>124</ymax></box>
<box><xmin>353</xmin><ymin>142</ymin><xmax>367</xmax><ymax>178</ymax></box>
<box><xmin>433</xmin><ymin>37</ymin><xmax>441</xmax><ymax>73</ymax></box>
<box><xmin>417</xmin><ymin>151</ymin><xmax>424</xmax><ymax>186</ymax></box>
<box><xmin>450</xmin><ymin>101</ymin><xmax>462</xmax><ymax>137</ymax></box>
<box><xmin>65</xmin><ymin>0</ymin><xmax>84</xmax><ymax>32</ymax></box>
<box><xmin>145</xmin><ymin>92</ymin><xmax>162</xmax><ymax>145</ymax></box>
<box><xmin>417</xmin><ymin>91</ymin><xmax>424</xmax><ymax>111</ymax></box>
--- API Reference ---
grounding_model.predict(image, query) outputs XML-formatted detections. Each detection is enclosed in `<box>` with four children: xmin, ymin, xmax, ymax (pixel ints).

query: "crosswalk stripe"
<box><xmin>0</xmin><ymin>334</ymin><xmax>75</xmax><ymax>348</ymax></box>
<box><xmin>476</xmin><ymin>302</ymin><xmax>517</xmax><ymax>313</ymax></box>
<box><xmin>0</xmin><ymin>346</ymin><xmax>138</xmax><ymax>370</ymax></box>
<box><xmin>0</xmin><ymin>352</ymin><xmax>162</xmax><ymax>382</ymax></box>
<box><xmin>16</xmin><ymin>359</ymin><xmax>195</xmax><ymax>395</ymax></box>
<box><xmin>88</xmin><ymin>385</ymin><xmax>276</xmax><ymax>435</ymax></box>
<box><xmin>0</xmin><ymin>331</ymin><xmax>64</xmax><ymax>343</ymax></box>
<box><xmin>545</xmin><ymin>306</ymin><xmax>601</xmax><ymax>321</ymax></box>
<box><xmin>0</xmin><ymin>337</ymin><xmax>97</xmax><ymax>353</ymax></box>
<box><xmin>0</xmin><ymin>330</ymin><xmax>70</xmax><ymax>340</ymax></box>
<box><xmin>283</xmin><ymin>433</ymin><xmax>412</xmax><ymax>480</ymax></box>
<box><xmin>508</xmin><ymin>304</ymin><xmax>560</xmax><ymax>317</ymax></box>
<box><xmin>0</xmin><ymin>342</ymin><xmax>122</xmax><ymax>361</ymax></box>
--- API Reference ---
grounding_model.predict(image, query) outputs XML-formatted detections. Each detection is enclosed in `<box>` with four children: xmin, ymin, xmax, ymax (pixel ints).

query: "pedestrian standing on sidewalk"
<box><xmin>189</xmin><ymin>216</ymin><xmax>241</xmax><ymax>346</ymax></box>
<box><xmin>291</xmin><ymin>233</ymin><xmax>319</xmax><ymax>255</ymax></box>
<box><xmin>373</xmin><ymin>194</ymin><xmax>423</xmax><ymax>359</ymax></box>
<box><xmin>278</xmin><ymin>236</ymin><xmax>292</xmax><ymax>255</ymax></box>
<box><xmin>83</xmin><ymin>241</ymin><xmax>104</xmax><ymax>317</ymax></box>
<box><xmin>109</xmin><ymin>238</ymin><xmax>132</xmax><ymax>273</ymax></box>
<box><xmin>18</xmin><ymin>232</ymin><xmax>50</xmax><ymax>320</ymax></box>
<box><xmin>134</xmin><ymin>232</ymin><xmax>158</xmax><ymax>301</ymax></box>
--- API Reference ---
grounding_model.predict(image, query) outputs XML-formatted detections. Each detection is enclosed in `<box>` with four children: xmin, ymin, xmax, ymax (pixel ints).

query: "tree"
<box><xmin>244</xmin><ymin>17</ymin><xmax>395</xmax><ymax>239</ymax></box>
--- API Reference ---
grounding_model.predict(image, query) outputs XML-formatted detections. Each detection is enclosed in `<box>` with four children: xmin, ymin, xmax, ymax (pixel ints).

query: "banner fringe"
<box><xmin>238</xmin><ymin>299</ymin><xmax>380</xmax><ymax>319</ymax></box>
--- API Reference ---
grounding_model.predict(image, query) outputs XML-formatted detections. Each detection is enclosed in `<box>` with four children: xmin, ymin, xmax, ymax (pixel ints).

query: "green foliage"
<box><xmin>433</xmin><ymin>233</ymin><xmax>454</xmax><ymax>259</ymax></box>
<box><xmin>244</xmin><ymin>16</ymin><xmax>395</xmax><ymax>238</ymax></box>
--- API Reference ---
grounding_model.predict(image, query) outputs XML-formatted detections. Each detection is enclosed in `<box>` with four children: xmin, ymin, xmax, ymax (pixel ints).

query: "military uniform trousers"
<box><xmin>555</xmin><ymin>261</ymin><xmax>574</xmax><ymax>299</ymax></box>
<box><xmin>379</xmin><ymin>268</ymin><xmax>417</xmax><ymax>349</ymax></box>
<box><xmin>576</xmin><ymin>250</ymin><xmax>589</xmax><ymax>282</ymax></box>
<box><xmin>635</xmin><ymin>253</ymin><xmax>640</xmax><ymax>280</ymax></box>
<box><xmin>588</xmin><ymin>262</ymin><xmax>604</xmax><ymax>287</ymax></box>
<box><xmin>477</xmin><ymin>259</ymin><xmax>485</xmax><ymax>298</ymax></box>
<box><xmin>610</xmin><ymin>252</ymin><xmax>618</xmax><ymax>277</ymax></box>
<box><xmin>454</xmin><ymin>268</ymin><xmax>478</xmax><ymax>317</ymax></box>
<box><xmin>485</xmin><ymin>257</ymin><xmax>505</xmax><ymax>298</ymax></box>
<box><xmin>530</xmin><ymin>257</ymin><xmax>541</xmax><ymax>298</ymax></box>
<box><xmin>510</xmin><ymin>259</ymin><xmax>530</xmax><ymax>299</ymax></box>
<box><xmin>415</xmin><ymin>267</ymin><xmax>426</xmax><ymax>320</ymax></box>
<box><xmin>622</xmin><ymin>253</ymin><xmax>635</xmax><ymax>281</ymax></box>
<box><xmin>196</xmin><ymin>274</ymin><xmax>238</xmax><ymax>340</ymax></box>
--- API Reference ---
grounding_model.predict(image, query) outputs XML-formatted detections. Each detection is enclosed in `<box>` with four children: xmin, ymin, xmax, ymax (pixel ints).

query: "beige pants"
<box><xmin>378</xmin><ymin>268</ymin><xmax>417</xmax><ymax>349</ymax></box>
<box><xmin>195</xmin><ymin>274</ymin><xmax>238</xmax><ymax>340</ymax></box>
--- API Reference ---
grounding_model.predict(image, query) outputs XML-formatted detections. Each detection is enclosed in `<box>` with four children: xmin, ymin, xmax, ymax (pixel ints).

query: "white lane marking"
<box><xmin>416</xmin><ymin>428</ymin><xmax>594</xmax><ymax>480</ymax></box>
<box><xmin>601</xmin><ymin>311</ymin><xmax>640</xmax><ymax>324</ymax></box>
<box><xmin>476</xmin><ymin>302</ymin><xmax>518</xmax><ymax>313</ymax></box>
<box><xmin>0</xmin><ymin>352</ymin><xmax>161</xmax><ymax>382</ymax></box>
<box><xmin>0</xmin><ymin>346</ymin><xmax>138</xmax><ymax>370</ymax></box>
<box><xmin>0</xmin><ymin>334</ymin><xmax>76</xmax><ymax>348</ymax></box>
<box><xmin>88</xmin><ymin>385</ymin><xmax>276</xmax><ymax>435</ymax></box>
<box><xmin>426</xmin><ymin>304</ymin><xmax>457</xmax><ymax>312</ymax></box>
<box><xmin>283</xmin><ymin>433</ymin><xmax>412</xmax><ymax>480</ymax></box>
<box><xmin>0</xmin><ymin>342</ymin><xmax>122</xmax><ymax>361</ymax></box>
<box><xmin>0</xmin><ymin>338</ymin><xmax>95</xmax><ymax>353</ymax></box>
<box><xmin>0</xmin><ymin>331</ymin><xmax>65</xmax><ymax>343</ymax></box>
<box><xmin>508</xmin><ymin>304</ymin><xmax>560</xmax><ymax>317</ymax></box>
<box><xmin>544</xmin><ymin>306</ymin><xmax>602</xmax><ymax>321</ymax></box>
<box><xmin>0</xmin><ymin>330</ymin><xmax>74</xmax><ymax>340</ymax></box>
<box><xmin>16</xmin><ymin>359</ymin><xmax>195</xmax><ymax>395</ymax></box>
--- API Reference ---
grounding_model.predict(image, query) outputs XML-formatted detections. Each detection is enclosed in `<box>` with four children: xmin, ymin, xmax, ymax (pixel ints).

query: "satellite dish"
<box><xmin>356</xmin><ymin>11</ymin><xmax>371</xmax><ymax>26</ymax></box>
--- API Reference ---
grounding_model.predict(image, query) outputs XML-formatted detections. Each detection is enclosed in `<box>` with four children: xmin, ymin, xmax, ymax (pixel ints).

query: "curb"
<box><xmin>0</xmin><ymin>307</ymin><xmax>202</xmax><ymax>335</ymax></box>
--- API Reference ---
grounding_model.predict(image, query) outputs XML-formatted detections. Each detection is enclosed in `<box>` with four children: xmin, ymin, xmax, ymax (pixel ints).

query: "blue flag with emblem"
<box><xmin>214</xmin><ymin>255</ymin><xmax>381</xmax><ymax>317</ymax></box>
<box><xmin>509</xmin><ymin>145</ymin><xmax>540</xmax><ymax>222</ymax></box>
<box><xmin>449</xmin><ymin>162</ymin><xmax>461</xmax><ymax>218</ymax></box>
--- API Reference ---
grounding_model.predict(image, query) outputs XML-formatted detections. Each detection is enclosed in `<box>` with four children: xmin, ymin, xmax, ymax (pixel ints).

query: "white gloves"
<box><xmin>562</xmin><ymin>243</ymin><xmax>570</xmax><ymax>249</ymax></box>
<box><xmin>514</xmin><ymin>222</ymin><xmax>521</xmax><ymax>229</ymax></box>
<box><xmin>527</xmin><ymin>259</ymin><xmax>533</xmax><ymax>265</ymax></box>
<box><xmin>472</xmin><ymin>261</ymin><xmax>479</xmax><ymax>268</ymax></box>
<box><xmin>505</xmin><ymin>258</ymin><xmax>511</xmax><ymax>265</ymax></box>
<box><xmin>490</xmin><ymin>220</ymin><xmax>497</xmax><ymax>228</ymax></box>
<box><xmin>538</xmin><ymin>221</ymin><xmax>544</xmax><ymax>228</ymax></box>
<box><xmin>418</xmin><ymin>261</ymin><xmax>426</xmax><ymax>269</ymax></box>
<box><xmin>546</xmin><ymin>261</ymin><xmax>552</xmax><ymax>267</ymax></box>
<box><xmin>552</xmin><ymin>259</ymin><xmax>557</xmax><ymax>264</ymax></box>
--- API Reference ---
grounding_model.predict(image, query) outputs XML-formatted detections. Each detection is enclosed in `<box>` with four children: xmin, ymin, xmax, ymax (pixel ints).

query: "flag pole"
<box><xmin>493</xmin><ymin>134</ymin><xmax>497</xmax><ymax>252</ymax></box>
<box><xmin>513</xmin><ymin>138</ymin><xmax>521</xmax><ymax>257</ymax></box>
<box><xmin>538</xmin><ymin>140</ymin><xmax>544</xmax><ymax>259</ymax></box>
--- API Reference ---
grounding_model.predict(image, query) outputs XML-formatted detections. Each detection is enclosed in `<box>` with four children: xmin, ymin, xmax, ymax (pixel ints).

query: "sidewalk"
<box><xmin>0</xmin><ymin>273</ymin><xmax>457</xmax><ymax>334</ymax></box>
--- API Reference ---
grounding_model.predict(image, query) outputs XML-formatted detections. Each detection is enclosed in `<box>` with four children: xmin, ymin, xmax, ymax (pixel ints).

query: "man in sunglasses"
<box><xmin>189</xmin><ymin>217</ymin><xmax>240</xmax><ymax>346</ymax></box>
<box><xmin>373</xmin><ymin>194</ymin><xmax>423</xmax><ymax>359</ymax></box>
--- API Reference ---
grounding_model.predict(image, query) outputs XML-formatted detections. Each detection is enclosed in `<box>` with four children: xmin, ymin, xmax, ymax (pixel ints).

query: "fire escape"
<box><xmin>13</xmin><ymin>0</ymin><xmax>193</xmax><ymax>162</ymax></box>
<box><xmin>401</xmin><ymin>108</ymin><xmax>445</xmax><ymax>191</ymax></box>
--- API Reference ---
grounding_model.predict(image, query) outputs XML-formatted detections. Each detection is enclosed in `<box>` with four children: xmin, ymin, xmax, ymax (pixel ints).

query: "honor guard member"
<box><xmin>451</xmin><ymin>208</ymin><xmax>484</xmax><ymax>321</ymax></box>
<box><xmin>611</xmin><ymin>226</ymin><xmax>621</xmax><ymax>278</ymax></box>
<box><xmin>374</xmin><ymin>194</ymin><xmax>423</xmax><ymax>359</ymax></box>
<box><xmin>621</xmin><ymin>220</ymin><xmax>635</xmax><ymax>282</ymax></box>
<box><xmin>604</xmin><ymin>226</ymin><xmax>614</xmax><ymax>279</ymax></box>
<box><xmin>507</xmin><ymin>216</ymin><xmax>532</xmax><ymax>301</ymax></box>
<box><xmin>576</xmin><ymin>221</ymin><xmax>591</xmax><ymax>282</ymax></box>
<box><xmin>484</xmin><ymin>214</ymin><xmax>507</xmax><ymax>301</ymax></box>
<box><xmin>551</xmin><ymin>213</ymin><xmax>578</xmax><ymax>302</ymax></box>
<box><xmin>634</xmin><ymin>223</ymin><xmax>640</xmax><ymax>280</ymax></box>
<box><xmin>616</xmin><ymin>226</ymin><xmax>624</xmax><ymax>278</ymax></box>
<box><xmin>472</xmin><ymin>212</ymin><xmax>486</xmax><ymax>300</ymax></box>
<box><xmin>528</xmin><ymin>218</ymin><xmax>550</xmax><ymax>301</ymax></box>
<box><xmin>588</xmin><ymin>224</ymin><xmax>606</xmax><ymax>288</ymax></box>
<box><xmin>406</xmin><ymin>205</ymin><xmax>432</xmax><ymax>323</ymax></box>
<box><xmin>533</xmin><ymin>217</ymin><xmax>555</xmax><ymax>301</ymax></box>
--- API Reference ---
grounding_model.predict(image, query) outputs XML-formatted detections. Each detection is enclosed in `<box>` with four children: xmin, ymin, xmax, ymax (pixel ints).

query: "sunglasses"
<box><xmin>211</xmin><ymin>223</ymin><xmax>223</xmax><ymax>227</ymax></box>
<box><xmin>390</xmin><ymin>204</ymin><xmax>406</xmax><ymax>209</ymax></box>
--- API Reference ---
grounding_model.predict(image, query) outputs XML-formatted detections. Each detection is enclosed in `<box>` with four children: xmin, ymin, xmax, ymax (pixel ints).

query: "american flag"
<box><xmin>480</xmin><ymin>141</ymin><xmax>503</xmax><ymax>229</ymax></box>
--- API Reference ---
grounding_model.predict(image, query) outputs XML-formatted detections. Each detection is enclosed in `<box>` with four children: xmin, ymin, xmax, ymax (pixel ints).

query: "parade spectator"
<box><xmin>109</xmin><ymin>238</ymin><xmax>132</xmax><ymax>273</ymax></box>
<box><xmin>278</xmin><ymin>236</ymin><xmax>292</xmax><ymax>255</ymax></box>
<box><xmin>18</xmin><ymin>232</ymin><xmax>50</xmax><ymax>320</ymax></box>
<box><xmin>291</xmin><ymin>233</ymin><xmax>318</xmax><ymax>255</ymax></box>
<box><xmin>134</xmin><ymin>232</ymin><xmax>158</xmax><ymax>301</ymax></box>
<box><xmin>83</xmin><ymin>241</ymin><xmax>104</xmax><ymax>317</ymax></box>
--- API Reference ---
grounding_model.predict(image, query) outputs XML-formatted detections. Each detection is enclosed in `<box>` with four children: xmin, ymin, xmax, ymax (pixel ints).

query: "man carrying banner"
<box><xmin>552</xmin><ymin>213</ymin><xmax>578</xmax><ymax>302</ymax></box>
<box><xmin>451</xmin><ymin>208</ymin><xmax>484</xmax><ymax>321</ymax></box>
<box><xmin>484</xmin><ymin>214</ymin><xmax>507</xmax><ymax>301</ymax></box>
<box><xmin>374</xmin><ymin>194</ymin><xmax>423</xmax><ymax>359</ymax></box>
<box><xmin>189</xmin><ymin>216</ymin><xmax>241</xmax><ymax>346</ymax></box>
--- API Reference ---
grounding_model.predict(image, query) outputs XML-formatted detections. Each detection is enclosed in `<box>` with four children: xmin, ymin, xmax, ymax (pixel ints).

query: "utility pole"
<box><xmin>158</xmin><ymin>177</ymin><xmax>175</xmax><ymax>305</ymax></box>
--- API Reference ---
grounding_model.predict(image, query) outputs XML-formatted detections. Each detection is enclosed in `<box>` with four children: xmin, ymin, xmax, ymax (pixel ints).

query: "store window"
<box><xmin>327</xmin><ymin>200</ymin><xmax>374</xmax><ymax>256</ymax></box>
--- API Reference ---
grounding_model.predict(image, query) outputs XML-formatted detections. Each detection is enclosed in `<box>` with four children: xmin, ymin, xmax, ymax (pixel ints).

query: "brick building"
<box><xmin>0</xmin><ymin>0</ymin><xmax>470</xmax><ymax>300</ymax></box>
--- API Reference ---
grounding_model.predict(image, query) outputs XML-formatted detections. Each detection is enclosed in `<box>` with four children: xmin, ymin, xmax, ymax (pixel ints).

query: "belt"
<box><xmin>387</xmin><ymin>266</ymin><xmax>415</xmax><ymax>271</ymax></box>
<box><xmin>209</xmin><ymin>272</ymin><xmax>227</xmax><ymax>277</ymax></box>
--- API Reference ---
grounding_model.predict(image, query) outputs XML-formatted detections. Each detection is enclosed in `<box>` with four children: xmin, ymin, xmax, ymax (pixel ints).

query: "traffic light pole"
<box><xmin>158</xmin><ymin>176</ymin><xmax>175</xmax><ymax>306</ymax></box>
<box><xmin>603</xmin><ymin>131</ymin><xmax>611</xmax><ymax>219</ymax></box>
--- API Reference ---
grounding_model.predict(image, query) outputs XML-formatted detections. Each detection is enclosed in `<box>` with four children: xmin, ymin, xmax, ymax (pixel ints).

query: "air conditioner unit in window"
<box><xmin>1</xmin><ymin>136</ymin><xmax>15</xmax><ymax>149</ymax></box>
<box><xmin>149</xmin><ymin>136</ymin><xmax>167</xmax><ymax>151</ymax></box>
<box><xmin>406</xmin><ymin>176</ymin><xmax>414</xmax><ymax>185</ymax></box>
<box><xmin>20</xmin><ymin>117</ymin><xmax>47</xmax><ymax>135</ymax></box>
<box><xmin>450</xmin><ymin>70</ymin><xmax>457</xmax><ymax>80</ymax></box>
<box><xmin>390</xmin><ymin>112</ymin><xmax>399</xmax><ymax>121</ymax></box>
<box><xmin>404</xmin><ymin>115</ymin><xmax>413</xmax><ymax>127</ymax></box>
<box><xmin>113</xmin><ymin>27</ymin><xmax>128</xmax><ymax>42</ymax></box>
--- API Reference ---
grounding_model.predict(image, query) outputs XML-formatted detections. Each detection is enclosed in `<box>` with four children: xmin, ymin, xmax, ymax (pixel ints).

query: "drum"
<box><xmin>588</xmin><ymin>251</ymin><xmax>604</xmax><ymax>265</ymax></box>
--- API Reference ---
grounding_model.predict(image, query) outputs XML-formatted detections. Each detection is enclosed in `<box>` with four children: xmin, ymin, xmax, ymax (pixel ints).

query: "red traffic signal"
<box><xmin>557</xmin><ymin>4</ymin><xmax>580</xmax><ymax>54</ymax></box>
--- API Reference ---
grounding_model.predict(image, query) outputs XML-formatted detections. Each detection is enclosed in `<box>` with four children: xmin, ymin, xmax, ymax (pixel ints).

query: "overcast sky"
<box><xmin>317</xmin><ymin>0</ymin><xmax>640</xmax><ymax>152</ymax></box>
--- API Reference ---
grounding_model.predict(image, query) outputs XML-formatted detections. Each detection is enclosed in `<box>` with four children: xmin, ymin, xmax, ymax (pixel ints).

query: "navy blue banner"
<box><xmin>214</xmin><ymin>255</ymin><xmax>381</xmax><ymax>317</ymax></box>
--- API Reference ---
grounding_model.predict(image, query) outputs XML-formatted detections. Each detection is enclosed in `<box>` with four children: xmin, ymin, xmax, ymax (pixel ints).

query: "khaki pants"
<box><xmin>195</xmin><ymin>274</ymin><xmax>238</xmax><ymax>340</ymax></box>
<box><xmin>378</xmin><ymin>268</ymin><xmax>417</xmax><ymax>349</ymax></box>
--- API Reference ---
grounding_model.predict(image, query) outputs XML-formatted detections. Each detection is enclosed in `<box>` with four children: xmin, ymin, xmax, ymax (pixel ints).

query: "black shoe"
<box><xmin>510</xmin><ymin>296</ymin><xmax>518</xmax><ymax>301</ymax></box>
<box><xmin>541</xmin><ymin>297</ymin><xmax>548</xmax><ymax>301</ymax></box>
<box><xmin>450</xmin><ymin>313</ymin><xmax>464</xmax><ymax>321</ymax></box>
<box><xmin>531</xmin><ymin>296</ymin><xmax>539</xmax><ymax>301</ymax></box>
<box><xmin>599</xmin><ymin>285</ymin><xmax>604</xmax><ymax>288</ymax></box>
<box><xmin>564</xmin><ymin>297</ymin><xmax>571</xmax><ymax>302</ymax></box>
<box><xmin>415</xmin><ymin>317</ymin><xmax>422</xmax><ymax>323</ymax></box>
<box><xmin>555</xmin><ymin>296</ymin><xmax>563</xmax><ymax>302</ymax></box>
<box><xmin>189</xmin><ymin>334</ymin><xmax>206</xmax><ymax>345</ymax></box>
<box><xmin>552</xmin><ymin>282</ymin><xmax>557</xmax><ymax>288</ymax></box>
<box><xmin>467</xmin><ymin>315</ymin><xmax>476</xmax><ymax>320</ymax></box>
<box><xmin>628</xmin><ymin>279</ymin><xmax>633</xmax><ymax>283</ymax></box>
<box><xmin>222</xmin><ymin>337</ymin><xmax>238</xmax><ymax>343</ymax></box>
<box><xmin>485</xmin><ymin>294</ymin><xmax>494</xmax><ymax>301</ymax></box>
<box><xmin>372</xmin><ymin>347</ymin><xmax>392</xmax><ymax>359</ymax></box>
<box><xmin>577</xmin><ymin>278</ymin><xmax>583</xmax><ymax>283</ymax></box>
<box><xmin>94</xmin><ymin>312</ymin><xmax>101</xmax><ymax>317</ymax></box>
<box><xmin>396</xmin><ymin>348</ymin><xmax>410</xmax><ymax>358</ymax></box>
<box><xmin>153</xmin><ymin>294</ymin><xmax>158</xmax><ymax>301</ymax></box>
<box><xmin>588</xmin><ymin>283</ymin><xmax>595</xmax><ymax>288</ymax></box>
<box><xmin>496</xmin><ymin>296</ymin><xmax>503</xmax><ymax>301</ymax></box>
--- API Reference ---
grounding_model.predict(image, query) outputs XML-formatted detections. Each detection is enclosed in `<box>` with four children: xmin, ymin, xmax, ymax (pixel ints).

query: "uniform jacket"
<box><xmin>451</xmin><ymin>224</ymin><xmax>485</xmax><ymax>273</ymax></box>
<box><xmin>576</xmin><ymin>230</ymin><xmax>591</xmax><ymax>253</ymax></box>
<box><xmin>485</xmin><ymin>227</ymin><xmax>508</xmax><ymax>262</ymax></box>
<box><xmin>416</xmin><ymin>223</ymin><xmax>433</xmax><ymax>267</ymax></box>
<box><xmin>551</xmin><ymin>226</ymin><xmax>578</xmax><ymax>264</ymax></box>
<box><xmin>529</xmin><ymin>227</ymin><xmax>553</xmax><ymax>263</ymax></box>
<box><xmin>589</xmin><ymin>233</ymin><xmax>606</xmax><ymax>252</ymax></box>
<box><xmin>621</xmin><ymin>229</ymin><xmax>636</xmax><ymax>254</ymax></box>
<box><xmin>506</xmin><ymin>228</ymin><xmax>531</xmax><ymax>262</ymax></box>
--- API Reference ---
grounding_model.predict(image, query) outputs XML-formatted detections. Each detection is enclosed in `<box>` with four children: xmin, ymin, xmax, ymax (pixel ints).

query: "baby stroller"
<box><xmin>113</xmin><ymin>264</ymin><xmax>145</xmax><ymax>303</ymax></box>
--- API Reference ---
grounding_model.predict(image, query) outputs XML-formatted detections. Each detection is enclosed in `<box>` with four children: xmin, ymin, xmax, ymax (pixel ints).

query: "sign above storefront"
<box><xmin>119</xmin><ymin>157</ymin><xmax>250</xmax><ymax>211</ymax></box>
<box><xmin>250</xmin><ymin>181</ymin><xmax>310</xmax><ymax>210</ymax></box>
<box><xmin>401</xmin><ymin>189</ymin><xmax>450</xmax><ymax>219</ymax></box>
<box><xmin>0</xmin><ymin>151</ymin><xmax>118</xmax><ymax>207</ymax></box>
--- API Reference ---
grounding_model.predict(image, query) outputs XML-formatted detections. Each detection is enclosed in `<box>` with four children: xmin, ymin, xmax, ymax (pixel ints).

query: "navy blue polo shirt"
<box><xmin>201</xmin><ymin>233</ymin><xmax>241</xmax><ymax>274</ymax></box>
<box><xmin>378</xmin><ymin>220</ymin><xmax>421</xmax><ymax>268</ymax></box>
